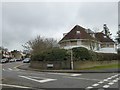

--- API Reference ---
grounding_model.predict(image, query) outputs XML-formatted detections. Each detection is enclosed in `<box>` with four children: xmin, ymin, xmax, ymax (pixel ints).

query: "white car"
<box><xmin>23</xmin><ymin>58</ymin><xmax>30</xmax><ymax>63</ymax></box>
<box><xmin>9</xmin><ymin>58</ymin><xmax>16</xmax><ymax>62</ymax></box>
<box><xmin>0</xmin><ymin>58</ymin><xmax>8</xmax><ymax>63</ymax></box>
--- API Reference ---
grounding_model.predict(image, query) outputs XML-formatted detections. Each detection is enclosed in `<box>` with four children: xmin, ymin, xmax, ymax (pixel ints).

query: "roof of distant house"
<box><xmin>95</xmin><ymin>32</ymin><xmax>115</xmax><ymax>43</ymax></box>
<box><xmin>59</xmin><ymin>25</ymin><xmax>95</xmax><ymax>42</ymax></box>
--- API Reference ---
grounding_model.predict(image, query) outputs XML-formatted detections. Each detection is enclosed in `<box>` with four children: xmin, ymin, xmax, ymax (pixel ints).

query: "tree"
<box><xmin>116</xmin><ymin>24</ymin><xmax>120</xmax><ymax>54</ymax></box>
<box><xmin>117</xmin><ymin>24</ymin><xmax>120</xmax><ymax>44</ymax></box>
<box><xmin>22</xmin><ymin>35</ymin><xmax>58</xmax><ymax>54</ymax></box>
<box><xmin>103</xmin><ymin>24</ymin><xmax>112</xmax><ymax>37</ymax></box>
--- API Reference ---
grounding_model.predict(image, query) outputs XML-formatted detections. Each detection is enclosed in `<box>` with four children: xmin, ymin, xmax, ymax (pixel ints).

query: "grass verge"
<box><xmin>80</xmin><ymin>63</ymin><xmax>120</xmax><ymax>70</ymax></box>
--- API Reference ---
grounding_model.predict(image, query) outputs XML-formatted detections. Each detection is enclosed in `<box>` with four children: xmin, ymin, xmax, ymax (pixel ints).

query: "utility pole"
<box><xmin>70</xmin><ymin>49</ymin><xmax>73</xmax><ymax>70</ymax></box>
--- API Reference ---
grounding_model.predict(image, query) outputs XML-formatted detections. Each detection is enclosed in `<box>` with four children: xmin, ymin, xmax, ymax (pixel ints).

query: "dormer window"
<box><xmin>76</xmin><ymin>31</ymin><xmax>80</xmax><ymax>34</ymax></box>
<box><xmin>104</xmin><ymin>36</ymin><xmax>107</xmax><ymax>38</ymax></box>
<box><xmin>76</xmin><ymin>31</ymin><xmax>80</xmax><ymax>39</ymax></box>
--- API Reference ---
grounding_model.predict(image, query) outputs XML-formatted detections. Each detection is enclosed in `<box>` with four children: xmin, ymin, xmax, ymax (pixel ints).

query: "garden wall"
<box><xmin>30</xmin><ymin>60</ymin><xmax>119</xmax><ymax>70</ymax></box>
<box><xmin>30</xmin><ymin>60</ymin><xmax>71</xmax><ymax>70</ymax></box>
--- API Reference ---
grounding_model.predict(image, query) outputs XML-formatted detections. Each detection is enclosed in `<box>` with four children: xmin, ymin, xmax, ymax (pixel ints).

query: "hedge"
<box><xmin>72</xmin><ymin>47</ymin><xmax>119</xmax><ymax>61</ymax></box>
<box><xmin>96</xmin><ymin>53</ymin><xmax>118</xmax><ymax>61</ymax></box>
<box><xmin>31</xmin><ymin>47</ymin><xmax>119</xmax><ymax>62</ymax></box>
<box><xmin>31</xmin><ymin>48</ymin><xmax>68</xmax><ymax>61</ymax></box>
<box><xmin>72</xmin><ymin>47</ymin><xmax>92</xmax><ymax>60</ymax></box>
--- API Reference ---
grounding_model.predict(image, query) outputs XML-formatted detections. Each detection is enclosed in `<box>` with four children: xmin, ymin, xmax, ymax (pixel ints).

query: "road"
<box><xmin>1</xmin><ymin>62</ymin><xmax>120</xmax><ymax>90</ymax></box>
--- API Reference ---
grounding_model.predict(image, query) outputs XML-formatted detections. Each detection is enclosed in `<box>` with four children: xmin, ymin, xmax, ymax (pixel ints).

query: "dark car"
<box><xmin>15</xmin><ymin>58</ymin><xmax>22</xmax><ymax>62</ymax></box>
<box><xmin>23</xmin><ymin>58</ymin><xmax>30</xmax><ymax>63</ymax></box>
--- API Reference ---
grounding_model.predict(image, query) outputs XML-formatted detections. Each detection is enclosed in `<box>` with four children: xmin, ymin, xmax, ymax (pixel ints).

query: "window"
<box><xmin>76</xmin><ymin>31</ymin><xmax>80</xmax><ymax>39</ymax></box>
<box><xmin>104</xmin><ymin>36</ymin><xmax>107</xmax><ymax>38</ymax></box>
<box><xmin>76</xmin><ymin>31</ymin><xmax>80</xmax><ymax>34</ymax></box>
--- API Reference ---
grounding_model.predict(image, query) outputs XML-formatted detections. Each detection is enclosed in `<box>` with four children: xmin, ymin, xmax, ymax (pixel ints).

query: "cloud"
<box><xmin>2</xmin><ymin>2</ymin><xmax>118</xmax><ymax>51</ymax></box>
<box><xmin>118</xmin><ymin>1</ymin><xmax>120</xmax><ymax>24</ymax></box>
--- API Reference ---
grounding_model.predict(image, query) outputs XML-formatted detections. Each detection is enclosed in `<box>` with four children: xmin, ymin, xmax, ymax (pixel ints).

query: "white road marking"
<box><xmin>112</xmin><ymin>79</ymin><xmax>118</xmax><ymax>82</ymax></box>
<box><xmin>103</xmin><ymin>79</ymin><xmax>108</xmax><ymax>81</ymax></box>
<box><xmin>48</xmin><ymin>73</ymin><xmax>69</xmax><ymax>75</ymax></box>
<box><xmin>86</xmin><ymin>74</ymin><xmax>119</xmax><ymax>89</ymax></box>
<box><xmin>19</xmin><ymin>75</ymin><xmax>57</xmax><ymax>83</ymax></box>
<box><xmin>92</xmin><ymin>84</ymin><xmax>99</xmax><ymax>87</ymax></box>
<box><xmin>48</xmin><ymin>73</ymin><xmax>82</xmax><ymax>77</ymax></box>
<box><xmin>107</xmin><ymin>77</ymin><xmax>112</xmax><ymax>80</ymax></box>
<box><xmin>8</xmin><ymin>68</ymin><xmax>12</xmax><ymax>71</ymax></box>
<box><xmin>115</xmin><ymin>78</ymin><xmax>119</xmax><ymax>80</ymax></box>
<box><xmin>86</xmin><ymin>86</ymin><xmax>93</xmax><ymax>89</ymax></box>
<box><xmin>111</xmin><ymin>74</ymin><xmax>118</xmax><ymax>78</ymax></box>
<box><xmin>0</xmin><ymin>84</ymin><xmax>31</xmax><ymax>88</ymax></box>
<box><xmin>2</xmin><ymin>69</ymin><xmax>5</xmax><ymax>71</ymax></box>
<box><xmin>39</xmin><ymin>79</ymin><xmax>56</xmax><ymax>83</ymax></box>
<box><xmin>98</xmin><ymin>81</ymin><xmax>104</xmax><ymax>84</ymax></box>
<box><xmin>66</xmin><ymin>77</ymin><xmax>101</xmax><ymax>81</ymax></box>
<box><xmin>70</xmin><ymin>74</ymin><xmax>82</xmax><ymax>77</ymax></box>
<box><xmin>108</xmin><ymin>82</ymin><xmax>114</xmax><ymax>85</ymax></box>
<box><xmin>103</xmin><ymin>85</ymin><xmax>110</xmax><ymax>88</ymax></box>
<box><xmin>27</xmin><ymin>76</ymin><xmax>47</xmax><ymax>79</ymax></box>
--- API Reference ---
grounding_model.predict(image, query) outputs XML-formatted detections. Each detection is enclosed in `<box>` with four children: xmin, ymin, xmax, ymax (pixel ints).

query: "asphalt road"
<box><xmin>1</xmin><ymin>62</ymin><xmax>120</xmax><ymax>90</ymax></box>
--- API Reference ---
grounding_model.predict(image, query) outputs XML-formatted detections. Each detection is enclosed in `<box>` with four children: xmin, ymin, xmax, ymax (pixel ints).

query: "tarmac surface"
<box><xmin>1</xmin><ymin>62</ymin><xmax>120</xmax><ymax>90</ymax></box>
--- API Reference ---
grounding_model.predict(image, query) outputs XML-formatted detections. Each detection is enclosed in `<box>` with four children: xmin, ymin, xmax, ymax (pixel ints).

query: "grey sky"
<box><xmin>2</xmin><ymin>2</ymin><xmax>118</xmax><ymax>51</ymax></box>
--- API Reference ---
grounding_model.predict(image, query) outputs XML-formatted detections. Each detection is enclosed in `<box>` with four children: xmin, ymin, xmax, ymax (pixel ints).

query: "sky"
<box><xmin>1</xmin><ymin>0</ymin><xmax>119</xmax><ymax>51</ymax></box>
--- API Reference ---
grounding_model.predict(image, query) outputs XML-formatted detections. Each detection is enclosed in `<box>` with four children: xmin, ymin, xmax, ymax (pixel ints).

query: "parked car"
<box><xmin>23</xmin><ymin>58</ymin><xmax>30</xmax><ymax>63</ymax></box>
<box><xmin>15</xmin><ymin>58</ymin><xmax>22</xmax><ymax>62</ymax></box>
<box><xmin>0</xmin><ymin>58</ymin><xmax>9</xmax><ymax>63</ymax></box>
<box><xmin>9</xmin><ymin>58</ymin><xmax>16</xmax><ymax>62</ymax></box>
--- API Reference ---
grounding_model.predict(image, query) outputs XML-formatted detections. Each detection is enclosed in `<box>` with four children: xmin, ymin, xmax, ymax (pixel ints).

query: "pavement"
<box><xmin>17</xmin><ymin>63</ymin><xmax>120</xmax><ymax>73</ymax></box>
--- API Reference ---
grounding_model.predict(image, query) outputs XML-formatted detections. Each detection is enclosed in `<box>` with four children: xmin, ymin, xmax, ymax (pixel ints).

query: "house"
<box><xmin>11</xmin><ymin>50</ymin><xmax>22</xmax><ymax>59</ymax></box>
<box><xmin>59</xmin><ymin>25</ymin><xmax>98</xmax><ymax>50</ymax></box>
<box><xmin>59</xmin><ymin>25</ymin><xmax>117</xmax><ymax>53</ymax></box>
<box><xmin>95</xmin><ymin>32</ymin><xmax>116</xmax><ymax>53</ymax></box>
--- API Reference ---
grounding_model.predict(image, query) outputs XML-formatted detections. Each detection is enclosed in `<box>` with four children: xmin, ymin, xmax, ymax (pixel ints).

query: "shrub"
<box><xmin>31</xmin><ymin>48</ymin><xmax>68</xmax><ymax>61</ymax></box>
<box><xmin>31</xmin><ymin>53</ymin><xmax>45</xmax><ymax>61</ymax></box>
<box><xmin>72</xmin><ymin>47</ymin><xmax>92</xmax><ymax>60</ymax></box>
<box><xmin>45</xmin><ymin>48</ymin><xmax>68</xmax><ymax>61</ymax></box>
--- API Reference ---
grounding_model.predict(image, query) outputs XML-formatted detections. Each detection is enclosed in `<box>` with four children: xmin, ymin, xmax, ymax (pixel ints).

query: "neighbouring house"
<box><xmin>11</xmin><ymin>50</ymin><xmax>22</xmax><ymax>59</ymax></box>
<box><xmin>59</xmin><ymin>25</ymin><xmax>117</xmax><ymax>53</ymax></box>
<box><xmin>95</xmin><ymin>32</ymin><xmax>116</xmax><ymax>53</ymax></box>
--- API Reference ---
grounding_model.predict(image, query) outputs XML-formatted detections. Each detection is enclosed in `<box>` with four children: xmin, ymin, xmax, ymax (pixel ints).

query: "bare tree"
<box><xmin>22</xmin><ymin>35</ymin><xmax>58</xmax><ymax>54</ymax></box>
<box><xmin>117</xmin><ymin>24</ymin><xmax>120</xmax><ymax>44</ymax></box>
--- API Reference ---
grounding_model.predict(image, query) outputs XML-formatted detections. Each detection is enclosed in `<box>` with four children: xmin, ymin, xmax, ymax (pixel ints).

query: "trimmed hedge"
<box><xmin>96</xmin><ymin>53</ymin><xmax>118</xmax><ymax>61</ymax></box>
<box><xmin>31</xmin><ymin>48</ymin><xmax>68</xmax><ymax>61</ymax></box>
<box><xmin>72</xmin><ymin>47</ymin><xmax>119</xmax><ymax>61</ymax></box>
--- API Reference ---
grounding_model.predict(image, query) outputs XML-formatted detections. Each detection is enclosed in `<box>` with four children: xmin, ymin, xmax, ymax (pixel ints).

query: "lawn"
<box><xmin>81</xmin><ymin>63</ymin><xmax>120</xmax><ymax>70</ymax></box>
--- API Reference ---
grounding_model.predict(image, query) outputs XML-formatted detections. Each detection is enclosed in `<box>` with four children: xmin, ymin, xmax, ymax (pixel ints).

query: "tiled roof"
<box><xmin>59</xmin><ymin>25</ymin><xmax>95</xmax><ymax>42</ymax></box>
<box><xmin>95</xmin><ymin>32</ymin><xmax>114</xmax><ymax>43</ymax></box>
